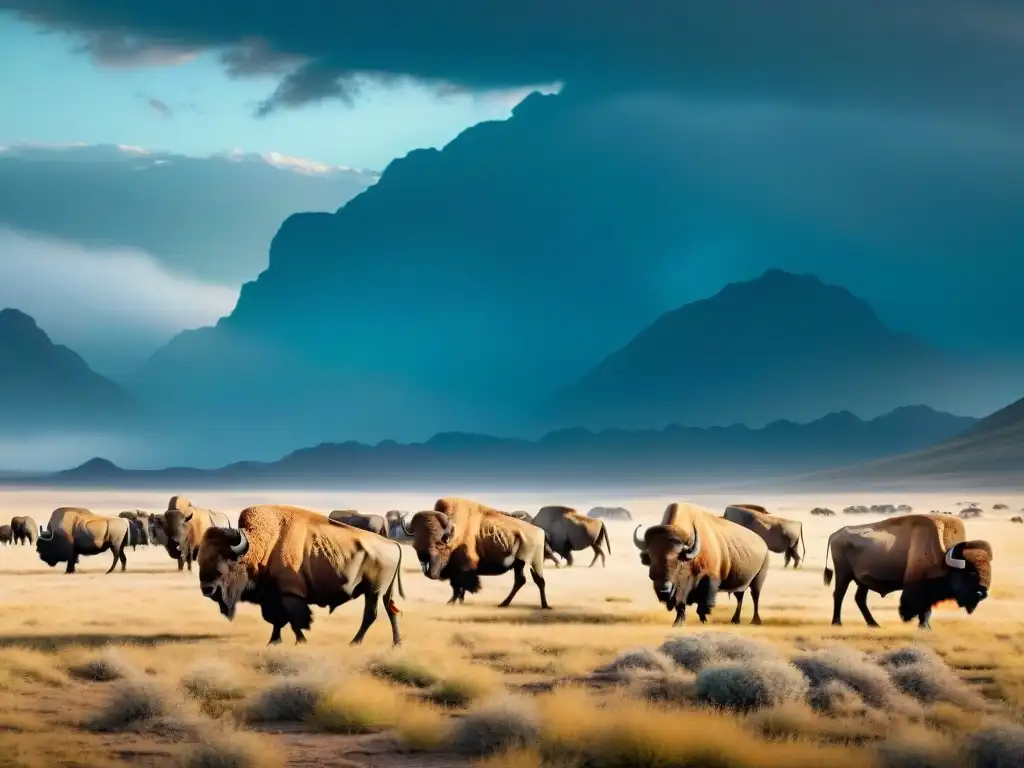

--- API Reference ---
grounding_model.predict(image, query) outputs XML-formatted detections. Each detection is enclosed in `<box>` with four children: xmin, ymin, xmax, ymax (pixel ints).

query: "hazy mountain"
<box><xmin>12</xmin><ymin>405</ymin><xmax>975</xmax><ymax>489</ymax></box>
<box><xmin>0</xmin><ymin>308</ymin><xmax>133</xmax><ymax>431</ymax></box>
<box><xmin>0</xmin><ymin>143</ymin><xmax>378</xmax><ymax>285</ymax></box>
<box><xmin>794</xmin><ymin>396</ymin><xmax>1024</xmax><ymax>490</ymax></box>
<box><xmin>541</xmin><ymin>269</ymin><xmax>969</xmax><ymax>430</ymax></box>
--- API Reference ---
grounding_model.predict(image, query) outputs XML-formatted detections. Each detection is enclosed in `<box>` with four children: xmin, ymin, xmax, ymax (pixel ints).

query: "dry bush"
<box><xmin>180</xmin><ymin>724</ymin><xmax>285</xmax><ymax>768</ymax></box>
<box><xmin>181</xmin><ymin>660</ymin><xmax>248</xmax><ymax>703</ymax></box>
<box><xmin>747</xmin><ymin>700</ymin><xmax>888</xmax><ymax>744</ymax></box>
<box><xmin>963</xmin><ymin>725</ymin><xmax>1024</xmax><ymax>768</ymax></box>
<box><xmin>658</xmin><ymin>632</ymin><xmax>780</xmax><ymax>672</ymax></box>
<box><xmin>426</xmin><ymin>667</ymin><xmax>503</xmax><ymax>708</ymax></box>
<box><xmin>792</xmin><ymin>646</ymin><xmax>917</xmax><ymax>714</ymax></box>
<box><xmin>878</xmin><ymin>646</ymin><xmax>983</xmax><ymax>709</ymax></box>
<box><xmin>68</xmin><ymin>646</ymin><xmax>136</xmax><ymax>682</ymax></box>
<box><xmin>392</xmin><ymin>704</ymin><xmax>451</xmax><ymax>751</ymax></box>
<box><xmin>593</xmin><ymin>646</ymin><xmax>675</xmax><ymax>678</ymax></box>
<box><xmin>86</xmin><ymin>676</ymin><xmax>181</xmax><ymax>732</ymax></box>
<box><xmin>629</xmin><ymin>671</ymin><xmax>698</xmax><ymax>705</ymax></box>
<box><xmin>877</xmin><ymin>730</ymin><xmax>958</xmax><ymax>768</ymax></box>
<box><xmin>695</xmin><ymin>659</ymin><xmax>809</xmax><ymax>712</ymax></box>
<box><xmin>307</xmin><ymin>675</ymin><xmax>404</xmax><ymax>734</ymax></box>
<box><xmin>807</xmin><ymin>679</ymin><xmax>873</xmax><ymax>716</ymax></box>
<box><xmin>368</xmin><ymin>655</ymin><xmax>439</xmax><ymax>689</ymax></box>
<box><xmin>471</xmin><ymin>748</ymin><xmax>546</xmax><ymax>768</ymax></box>
<box><xmin>449</xmin><ymin>694</ymin><xmax>541</xmax><ymax>756</ymax></box>
<box><xmin>250</xmin><ymin>650</ymin><xmax>303</xmax><ymax>677</ymax></box>
<box><xmin>245</xmin><ymin>676</ymin><xmax>324</xmax><ymax>723</ymax></box>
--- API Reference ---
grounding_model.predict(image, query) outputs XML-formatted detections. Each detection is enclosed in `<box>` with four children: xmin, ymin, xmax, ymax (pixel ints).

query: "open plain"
<box><xmin>0</xmin><ymin>488</ymin><xmax>1022</xmax><ymax>768</ymax></box>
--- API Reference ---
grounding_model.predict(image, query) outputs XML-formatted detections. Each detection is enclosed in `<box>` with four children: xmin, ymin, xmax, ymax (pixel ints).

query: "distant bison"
<box><xmin>127</xmin><ymin>518</ymin><xmax>149</xmax><ymax>549</ymax></box>
<box><xmin>824</xmin><ymin>513</ymin><xmax>992</xmax><ymax>629</ymax></box>
<box><xmin>159</xmin><ymin>496</ymin><xmax>233</xmax><ymax>573</ymax></box>
<box><xmin>504</xmin><ymin>510</ymin><xmax>534</xmax><ymax>523</ymax></box>
<box><xmin>532</xmin><ymin>505</ymin><xmax>610</xmax><ymax>567</ymax></box>
<box><xmin>10</xmin><ymin>516</ymin><xmax>38</xmax><ymax>545</ymax></box>
<box><xmin>843</xmin><ymin>505</ymin><xmax>870</xmax><ymax>515</ymax></box>
<box><xmin>385</xmin><ymin>511</ymin><xmax>413</xmax><ymax>541</ymax></box>
<box><xmin>588</xmin><ymin>506</ymin><xmax>632</xmax><ymax>521</ymax></box>
<box><xmin>1010</xmin><ymin>516</ymin><xmax>1023</xmax><ymax>524</ymax></box>
<box><xmin>810</xmin><ymin>507</ymin><xmax>835</xmax><ymax>516</ymax></box>
<box><xmin>959</xmin><ymin>507</ymin><xmax>983</xmax><ymax>519</ymax></box>
<box><xmin>993</xmin><ymin>503</ymin><xmax>1009</xmax><ymax>511</ymax></box>
<box><xmin>328</xmin><ymin>510</ymin><xmax>388</xmax><ymax>537</ymax></box>
<box><xmin>723</xmin><ymin>504</ymin><xmax>805</xmax><ymax>568</ymax></box>
<box><xmin>0</xmin><ymin>525</ymin><xmax>11</xmax><ymax>545</ymax></box>
<box><xmin>897</xmin><ymin>505</ymin><xmax>913</xmax><ymax>514</ymax></box>
<box><xmin>36</xmin><ymin>507</ymin><xmax>130</xmax><ymax>574</ymax></box>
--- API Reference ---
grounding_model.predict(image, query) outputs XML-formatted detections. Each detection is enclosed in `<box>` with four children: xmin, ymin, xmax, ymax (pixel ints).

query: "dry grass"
<box><xmin>0</xmin><ymin>488</ymin><xmax>1021</xmax><ymax>768</ymax></box>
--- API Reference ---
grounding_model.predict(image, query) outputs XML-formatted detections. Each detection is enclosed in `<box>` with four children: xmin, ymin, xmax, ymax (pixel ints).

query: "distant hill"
<box><xmin>542</xmin><ymin>269</ymin><xmax>968</xmax><ymax>431</ymax></box>
<box><xmin>0</xmin><ymin>308</ymin><xmax>133</xmax><ymax>431</ymax></box>
<box><xmin>792</xmin><ymin>396</ymin><xmax>1024</xmax><ymax>490</ymax></box>
<box><xmin>9</xmin><ymin>405</ymin><xmax>975</xmax><ymax>489</ymax></box>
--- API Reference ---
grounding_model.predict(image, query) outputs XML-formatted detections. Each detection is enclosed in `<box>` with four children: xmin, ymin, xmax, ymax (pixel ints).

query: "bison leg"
<box><xmin>177</xmin><ymin>556</ymin><xmax>185</xmax><ymax>572</ymax></box>
<box><xmin>830</xmin><ymin>569</ymin><xmax>853</xmax><ymax>626</ymax></box>
<box><xmin>260</xmin><ymin>598</ymin><xmax>288</xmax><ymax>645</ymax></box>
<box><xmin>746</xmin><ymin>552</ymin><xmax>769</xmax><ymax>625</ymax></box>
<box><xmin>562</xmin><ymin>548</ymin><xmax>574</xmax><ymax>568</ymax></box>
<box><xmin>530</xmin><ymin>566</ymin><xmax>551</xmax><ymax>610</ymax></box>
<box><xmin>65</xmin><ymin>557</ymin><xmax>77</xmax><ymax>574</ymax></box>
<box><xmin>588</xmin><ymin>544</ymin><xmax>604</xmax><ymax>568</ymax></box>
<box><xmin>730</xmin><ymin>591</ymin><xmax>745</xmax><ymax>624</ymax></box>
<box><xmin>917</xmin><ymin>608</ymin><xmax>932</xmax><ymax>631</ymax></box>
<box><xmin>350</xmin><ymin>591</ymin><xmax>380</xmax><ymax>645</ymax></box>
<box><xmin>854</xmin><ymin>584</ymin><xmax>880</xmax><ymax>628</ymax></box>
<box><xmin>118</xmin><ymin>545</ymin><xmax>127</xmax><ymax>572</ymax></box>
<box><xmin>498</xmin><ymin>561</ymin><xmax>528</xmax><ymax>608</ymax></box>
<box><xmin>672</xmin><ymin>605</ymin><xmax>686</xmax><ymax>626</ymax></box>
<box><xmin>789</xmin><ymin>546</ymin><xmax>802</xmax><ymax>569</ymax></box>
<box><xmin>280</xmin><ymin>595</ymin><xmax>312</xmax><ymax>644</ymax></box>
<box><xmin>783</xmin><ymin>551</ymin><xmax>792</xmax><ymax>568</ymax></box>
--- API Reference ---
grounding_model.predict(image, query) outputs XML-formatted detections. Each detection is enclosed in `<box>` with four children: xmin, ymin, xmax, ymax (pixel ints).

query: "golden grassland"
<box><xmin>0</xmin><ymin>489</ymin><xmax>1022</xmax><ymax>767</ymax></box>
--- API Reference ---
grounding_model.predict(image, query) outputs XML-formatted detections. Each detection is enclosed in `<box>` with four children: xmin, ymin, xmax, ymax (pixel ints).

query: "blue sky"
<box><xmin>0</xmin><ymin>16</ymin><xmax>556</xmax><ymax>170</ymax></box>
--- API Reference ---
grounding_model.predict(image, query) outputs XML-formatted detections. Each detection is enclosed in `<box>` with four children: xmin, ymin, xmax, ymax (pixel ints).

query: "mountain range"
<box><xmin>792</xmin><ymin>395</ymin><xmax>1024</xmax><ymax>490</ymax></box>
<box><xmin>0</xmin><ymin>405</ymin><xmax>977</xmax><ymax>489</ymax></box>
<box><xmin>0</xmin><ymin>308</ymin><xmax>133</xmax><ymax>432</ymax></box>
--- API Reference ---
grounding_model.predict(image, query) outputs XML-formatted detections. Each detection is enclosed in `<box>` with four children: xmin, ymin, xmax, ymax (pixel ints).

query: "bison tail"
<box><xmin>799</xmin><ymin>523</ymin><xmax>806</xmax><ymax>562</ymax></box>
<box><xmin>823</xmin><ymin>567</ymin><xmax>834</xmax><ymax>587</ymax></box>
<box><xmin>822</xmin><ymin>530</ymin><xmax>836</xmax><ymax>586</ymax></box>
<box><xmin>391</xmin><ymin>541</ymin><xmax>406</xmax><ymax>600</ymax></box>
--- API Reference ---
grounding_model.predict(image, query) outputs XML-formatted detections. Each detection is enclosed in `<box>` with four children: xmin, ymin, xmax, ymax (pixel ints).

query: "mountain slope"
<box><xmin>0</xmin><ymin>308</ymin><xmax>133</xmax><ymax>430</ymax></box>
<box><xmin>542</xmin><ymin>269</ymin><xmax>964</xmax><ymax>430</ymax></box>
<box><xmin>10</xmin><ymin>405</ymin><xmax>975</xmax><ymax>488</ymax></box>
<box><xmin>796</xmin><ymin>396</ymin><xmax>1024</xmax><ymax>488</ymax></box>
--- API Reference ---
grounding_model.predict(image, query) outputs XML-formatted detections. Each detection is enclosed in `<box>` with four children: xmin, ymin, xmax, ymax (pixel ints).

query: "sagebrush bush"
<box><xmin>246</xmin><ymin>678</ymin><xmax>323</xmax><ymax>723</ymax></box>
<box><xmin>69</xmin><ymin>647</ymin><xmax>135</xmax><ymax>682</ymax></box>
<box><xmin>878</xmin><ymin>646</ymin><xmax>981</xmax><ymax>709</ymax></box>
<box><xmin>595</xmin><ymin>647</ymin><xmax>675</xmax><ymax>678</ymax></box>
<box><xmin>695</xmin><ymin>660</ymin><xmax>809</xmax><ymax>712</ymax></box>
<box><xmin>658</xmin><ymin>632</ymin><xmax>779</xmax><ymax>672</ymax></box>
<box><xmin>181</xmin><ymin>661</ymin><xmax>247</xmax><ymax>702</ymax></box>
<box><xmin>963</xmin><ymin>725</ymin><xmax>1024</xmax><ymax>768</ymax></box>
<box><xmin>369</xmin><ymin>656</ymin><xmax>438</xmax><ymax>689</ymax></box>
<box><xmin>86</xmin><ymin>677</ymin><xmax>174</xmax><ymax>731</ymax></box>
<box><xmin>449</xmin><ymin>694</ymin><xmax>540</xmax><ymax>756</ymax></box>
<box><xmin>181</xmin><ymin>726</ymin><xmax>284</xmax><ymax>768</ymax></box>
<box><xmin>792</xmin><ymin>646</ymin><xmax>907</xmax><ymax>711</ymax></box>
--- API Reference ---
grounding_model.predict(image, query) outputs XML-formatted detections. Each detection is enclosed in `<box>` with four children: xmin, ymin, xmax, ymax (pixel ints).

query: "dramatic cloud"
<box><xmin>0</xmin><ymin>143</ymin><xmax>377</xmax><ymax>285</ymax></box>
<box><xmin>2</xmin><ymin>1</ymin><xmax>1022</xmax><ymax>117</ymax></box>
<box><xmin>0</xmin><ymin>227</ymin><xmax>238</xmax><ymax>376</ymax></box>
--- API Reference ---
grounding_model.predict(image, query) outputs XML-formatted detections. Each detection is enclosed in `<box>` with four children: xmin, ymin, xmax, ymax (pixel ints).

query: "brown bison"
<box><xmin>328</xmin><ymin>510</ymin><xmax>388</xmax><ymax>537</ymax></box>
<box><xmin>1010</xmin><ymin>516</ymin><xmax>1023</xmax><ymax>524</ymax></box>
<box><xmin>532</xmin><ymin>505</ymin><xmax>611</xmax><ymax>567</ymax></box>
<box><xmin>633</xmin><ymin>502</ymin><xmax>770</xmax><ymax>626</ymax></box>
<box><xmin>197</xmin><ymin>504</ymin><xmax>405</xmax><ymax>646</ymax></box>
<box><xmin>810</xmin><ymin>507</ymin><xmax>836</xmax><ymax>516</ymax></box>
<box><xmin>723</xmin><ymin>504</ymin><xmax>805</xmax><ymax>568</ymax></box>
<box><xmin>403</xmin><ymin>497</ymin><xmax>553</xmax><ymax>609</ymax></box>
<box><xmin>35</xmin><ymin>508</ymin><xmax>130</xmax><ymax>574</ymax></box>
<box><xmin>159</xmin><ymin>495</ymin><xmax>233</xmax><ymax>572</ymax></box>
<box><xmin>10</xmin><ymin>515</ymin><xmax>38</xmax><ymax>545</ymax></box>
<box><xmin>0</xmin><ymin>525</ymin><xmax>11</xmax><ymax>544</ymax></box>
<box><xmin>823</xmin><ymin>514</ymin><xmax>993</xmax><ymax>629</ymax></box>
<box><xmin>126</xmin><ymin>518</ymin><xmax>149</xmax><ymax>549</ymax></box>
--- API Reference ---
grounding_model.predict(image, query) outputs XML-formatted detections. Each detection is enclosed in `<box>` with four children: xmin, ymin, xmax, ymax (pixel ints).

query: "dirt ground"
<box><xmin>0</xmin><ymin>488</ymin><xmax>1022</xmax><ymax>768</ymax></box>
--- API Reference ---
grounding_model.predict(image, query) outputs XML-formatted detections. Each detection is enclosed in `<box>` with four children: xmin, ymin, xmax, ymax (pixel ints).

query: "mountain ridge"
<box><xmin>4</xmin><ymin>404</ymin><xmax>975</xmax><ymax>489</ymax></box>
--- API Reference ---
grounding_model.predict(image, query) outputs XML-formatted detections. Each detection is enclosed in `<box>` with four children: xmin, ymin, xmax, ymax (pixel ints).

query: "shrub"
<box><xmin>695</xmin><ymin>660</ymin><xmax>809</xmax><ymax>712</ymax></box>
<box><xmin>181</xmin><ymin>726</ymin><xmax>284</xmax><ymax>768</ymax></box>
<box><xmin>963</xmin><ymin>725</ymin><xmax>1024</xmax><ymax>768</ymax></box>
<box><xmin>450</xmin><ymin>695</ymin><xmax>540</xmax><ymax>756</ymax></box>
<box><xmin>69</xmin><ymin>647</ymin><xmax>135</xmax><ymax>682</ymax></box>
<box><xmin>86</xmin><ymin>677</ymin><xmax>174</xmax><ymax>731</ymax></box>
<box><xmin>658</xmin><ymin>632</ymin><xmax>779</xmax><ymax>672</ymax></box>
<box><xmin>594</xmin><ymin>647</ymin><xmax>675</xmax><ymax>678</ymax></box>
<box><xmin>181</xmin><ymin>661</ymin><xmax>247</xmax><ymax>702</ymax></box>
<box><xmin>246</xmin><ymin>678</ymin><xmax>323</xmax><ymax>723</ymax></box>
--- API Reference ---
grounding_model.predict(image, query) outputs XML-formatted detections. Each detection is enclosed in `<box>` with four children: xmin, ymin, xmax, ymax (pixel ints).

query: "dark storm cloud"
<box><xmin>3</xmin><ymin>1</ymin><xmax>1024</xmax><ymax>116</ymax></box>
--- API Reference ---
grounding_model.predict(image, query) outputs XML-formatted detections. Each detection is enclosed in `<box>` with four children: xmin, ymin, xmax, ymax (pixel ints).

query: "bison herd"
<box><xmin>1</xmin><ymin>495</ymin><xmax>1003</xmax><ymax>647</ymax></box>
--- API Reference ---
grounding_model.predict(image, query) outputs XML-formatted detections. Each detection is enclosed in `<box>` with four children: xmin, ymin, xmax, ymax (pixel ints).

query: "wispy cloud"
<box><xmin>146</xmin><ymin>96</ymin><xmax>172</xmax><ymax>118</ymax></box>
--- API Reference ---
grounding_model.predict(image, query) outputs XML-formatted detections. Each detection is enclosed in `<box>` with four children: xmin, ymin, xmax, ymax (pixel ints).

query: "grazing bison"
<box><xmin>35</xmin><ymin>508</ymin><xmax>130</xmax><ymax>574</ymax></box>
<box><xmin>823</xmin><ymin>513</ymin><xmax>993</xmax><ymax>629</ymax></box>
<box><xmin>159</xmin><ymin>496</ymin><xmax>232</xmax><ymax>572</ymax></box>
<box><xmin>532</xmin><ymin>505</ymin><xmax>611</xmax><ymax>567</ymax></box>
<box><xmin>0</xmin><ymin>525</ymin><xmax>11</xmax><ymax>544</ymax></box>
<box><xmin>723</xmin><ymin>504</ymin><xmax>805</xmax><ymax>568</ymax></box>
<box><xmin>634</xmin><ymin>502</ymin><xmax>770</xmax><ymax>626</ymax></box>
<box><xmin>10</xmin><ymin>515</ymin><xmax>38</xmax><ymax>545</ymax></box>
<box><xmin>197</xmin><ymin>504</ymin><xmax>405</xmax><ymax>646</ymax></box>
<box><xmin>328</xmin><ymin>510</ymin><xmax>388</xmax><ymax>537</ymax></box>
<box><xmin>404</xmin><ymin>497</ymin><xmax>554</xmax><ymax>609</ymax></box>
<box><xmin>811</xmin><ymin>507</ymin><xmax>836</xmax><ymax>517</ymax></box>
<box><xmin>588</xmin><ymin>506</ymin><xmax>632</xmax><ymax>521</ymax></box>
<box><xmin>1010</xmin><ymin>516</ymin><xmax>1023</xmax><ymax>524</ymax></box>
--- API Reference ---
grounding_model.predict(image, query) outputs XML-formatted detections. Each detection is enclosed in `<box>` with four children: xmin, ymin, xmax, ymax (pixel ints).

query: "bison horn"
<box><xmin>945</xmin><ymin>544</ymin><xmax>966</xmax><ymax>570</ymax></box>
<box><xmin>38</xmin><ymin>527</ymin><xmax>53</xmax><ymax>540</ymax></box>
<box><xmin>400</xmin><ymin>514</ymin><xmax>413</xmax><ymax>537</ymax></box>
<box><xmin>632</xmin><ymin>525</ymin><xmax>646</xmax><ymax>551</ymax></box>
<box><xmin>229</xmin><ymin>528</ymin><xmax>249</xmax><ymax>558</ymax></box>
<box><xmin>681</xmin><ymin>524</ymin><xmax>701</xmax><ymax>561</ymax></box>
<box><xmin>183</xmin><ymin>512</ymin><xmax>194</xmax><ymax>523</ymax></box>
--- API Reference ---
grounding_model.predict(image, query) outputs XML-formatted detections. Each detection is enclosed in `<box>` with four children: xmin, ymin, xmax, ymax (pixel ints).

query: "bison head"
<box><xmin>161</xmin><ymin>497</ymin><xmax>194</xmax><ymax>559</ymax></box>
<box><xmin>899</xmin><ymin>540</ymin><xmax>993</xmax><ymax>621</ymax></box>
<box><xmin>404</xmin><ymin>511</ymin><xmax>455</xmax><ymax>580</ymax></box>
<box><xmin>633</xmin><ymin>523</ymin><xmax>701</xmax><ymax>610</ymax></box>
<box><xmin>35</xmin><ymin>527</ymin><xmax>70</xmax><ymax>567</ymax></box>
<box><xmin>197</xmin><ymin>526</ymin><xmax>252</xmax><ymax>620</ymax></box>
